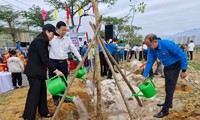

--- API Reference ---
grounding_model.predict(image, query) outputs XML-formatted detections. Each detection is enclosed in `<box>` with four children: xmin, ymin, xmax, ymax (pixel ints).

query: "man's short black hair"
<box><xmin>56</xmin><ymin>21</ymin><xmax>66</xmax><ymax>29</ymax></box>
<box><xmin>9</xmin><ymin>50</ymin><xmax>16</xmax><ymax>55</ymax></box>
<box><xmin>113</xmin><ymin>38</ymin><xmax>118</xmax><ymax>42</ymax></box>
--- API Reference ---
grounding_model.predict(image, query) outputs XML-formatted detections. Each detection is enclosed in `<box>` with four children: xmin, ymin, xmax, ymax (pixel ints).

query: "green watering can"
<box><xmin>132</xmin><ymin>78</ymin><xmax>156</xmax><ymax>98</ymax></box>
<box><xmin>47</xmin><ymin>75</ymin><xmax>68</xmax><ymax>95</ymax></box>
<box><xmin>76</xmin><ymin>67</ymin><xmax>87</xmax><ymax>82</ymax></box>
<box><xmin>47</xmin><ymin>75</ymin><xmax>75</xmax><ymax>101</ymax></box>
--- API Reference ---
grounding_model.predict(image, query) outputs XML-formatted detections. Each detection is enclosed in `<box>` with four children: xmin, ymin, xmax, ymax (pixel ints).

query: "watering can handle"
<box><xmin>49</xmin><ymin>75</ymin><xmax>68</xmax><ymax>85</ymax></box>
<box><xmin>146</xmin><ymin>78</ymin><xmax>156</xmax><ymax>88</ymax></box>
<box><xmin>49</xmin><ymin>75</ymin><xmax>58</xmax><ymax>81</ymax></box>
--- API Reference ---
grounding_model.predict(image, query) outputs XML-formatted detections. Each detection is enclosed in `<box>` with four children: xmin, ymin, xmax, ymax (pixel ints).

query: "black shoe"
<box><xmin>154</xmin><ymin>73</ymin><xmax>159</xmax><ymax>75</ymax></box>
<box><xmin>153</xmin><ymin>111</ymin><xmax>169</xmax><ymax>118</ymax></box>
<box><xmin>54</xmin><ymin>99</ymin><xmax>60</xmax><ymax>106</ymax></box>
<box><xmin>103</xmin><ymin>73</ymin><xmax>107</xmax><ymax>76</ymax></box>
<box><xmin>19</xmin><ymin>115</ymin><xmax>28</xmax><ymax>120</ymax></box>
<box><xmin>64</xmin><ymin>98</ymin><xmax>73</xmax><ymax>103</ymax></box>
<box><xmin>157</xmin><ymin>103</ymin><xmax>172</xmax><ymax>108</ymax></box>
<box><xmin>41</xmin><ymin>113</ymin><xmax>53</xmax><ymax>118</ymax></box>
<box><xmin>115</xmin><ymin>70</ymin><xmax>119</xmax><ymax>73</ymax></box>
<box><xmin>107</xmin><ymin>77</ymin><xmax>112</xmax><ymax>79</ymax></box>
<box><xmin>160</xmin><ymin>75</ymin><xmax>165</xmax><ymax>78</ymax></box>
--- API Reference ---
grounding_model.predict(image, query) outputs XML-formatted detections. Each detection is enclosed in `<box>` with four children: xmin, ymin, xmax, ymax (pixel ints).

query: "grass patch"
<box><xmin>189</xmin><ymin>61</ymin><xmax>200</xmax><ymax>70</ymax></box>
<box><xmin>0</xmin><ymin>91</ymin><xmax>12</xmax><ymax>103</ymax></box>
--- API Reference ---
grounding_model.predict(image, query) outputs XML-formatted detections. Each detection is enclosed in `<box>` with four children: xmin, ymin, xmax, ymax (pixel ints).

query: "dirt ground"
<box><xmin>0</xmin><ymin>52</ymin><xmax>200</xmax><ymax>120</ymax></box>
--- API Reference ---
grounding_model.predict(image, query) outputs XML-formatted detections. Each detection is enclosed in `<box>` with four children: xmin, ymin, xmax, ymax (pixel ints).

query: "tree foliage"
<box><xmin>120</xmin><ymin>25</ymin><xmax>143</xmax><ymax>45</ymax></box>
<box><xmin>0</xmin><ymin>5</ymin><xmax>21</xmax><ymax>44</ymax></box>
<box><xmin>21</xmin><ymin>5</ymin><xmax>53</xmax><ymax>29</ymax></box>
<box><xmin>0</xmin><ymin>25</ymin><xmax>4</xmax><ymax>33</ymax></box>
<box><xmin>44</xmin><ymin>0</ymin><xmax>117</xmax><ymax>31</ymax></box>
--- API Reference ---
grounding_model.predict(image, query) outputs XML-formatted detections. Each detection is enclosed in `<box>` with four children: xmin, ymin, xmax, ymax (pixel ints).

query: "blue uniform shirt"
<box><xmin>143</xmin><ymin>40</ymin><xmax>188</xmax><ymax>78</ymax></box>
<box><xmin>98</xmin><ymin>43</ymin><xmax>109</xmax><ymax>53</ymax></box>
<box><xmin>118</xmin><ymin>43</ymin><xmax>125</xmax><ymax>55</ymax></box>
<box><xmin>108</xmin><ymin>43</ymin><xmax>118</xmax><ymax>55</ymax></box>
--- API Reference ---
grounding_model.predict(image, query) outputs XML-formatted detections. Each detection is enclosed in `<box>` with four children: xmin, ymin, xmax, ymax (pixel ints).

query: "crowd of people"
<box><xmin>78</xmin><ymin>34</ymin><xmax>194</xmax><ymax>119</ymax></box>
<box><xmin>0</xmin><ymin>20</ymin><xmax>196</xmax><ymax>119</ymax></box>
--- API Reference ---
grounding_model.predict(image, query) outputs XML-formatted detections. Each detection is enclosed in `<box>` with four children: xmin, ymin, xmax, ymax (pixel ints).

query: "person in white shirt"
<box><xmin>130</xmin><ymin>45</ymin><xmax>138</xmax><ymax>60</ymax></box>
<box><xmin>124</xmin><ymin>43</ymin><xmax>131</xmax><ymax>60</ymax></box>
<box><xmin>137</xmin><ymin>44</ymin><xmax>143</xmax><ymax>61</ymax></box>
<box><xmin>49</xmin><ymin>21</ymin><xmax>82</xmax><ymax>106</ymax></box>
<box><xmin>7</xmin><ymin>50</ymin><xmax>24</xmax><ymax>89</ymax></box>
<box><xmin>188</xmin><ymin>40</ymin><xmax>195</xmax><ymax>60</ymax></box>
<box><xmin>142</xmin><ymin>43</ymin><xmax>148</xmax><ymax>61</ymax></box>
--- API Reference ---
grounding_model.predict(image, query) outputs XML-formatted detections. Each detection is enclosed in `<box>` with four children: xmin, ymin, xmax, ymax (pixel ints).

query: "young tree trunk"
<box><xmin>90</xmin><ymin>0</ymin><xmax>103</xmax><ymax>120</ymax></box>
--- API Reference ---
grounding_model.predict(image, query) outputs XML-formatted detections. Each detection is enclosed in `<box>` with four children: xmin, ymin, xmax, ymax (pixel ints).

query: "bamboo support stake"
<box><xmin>101</xmin><ymin>39</ymin><xmax>143</xmax><ymax>106</ymax></box>
<box><xmin>90</xmin><ymin>23</ymin><xmax>135</xmax><ymax>119</ymax></box>
<box><xmin>95</xmin><ymin>33</ymin><xmax>135</xmax><ymax>119</ymax></box>
<box><xmin>51</xmin><ymin>22</ymin><xmax>102</xmax><ymax>120</ymax></box>
<box><xmin>89</xmin><ymin>22</ymin><xmax>143</xmax><ymax>107</ymax></box>
<box><xmin>98</xmin><ymin>37</ymin><xmax>143</xmax><ymax>107</ymax></box>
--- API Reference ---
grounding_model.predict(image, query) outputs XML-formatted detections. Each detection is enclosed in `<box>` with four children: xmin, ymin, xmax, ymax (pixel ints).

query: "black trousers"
<box><xmin>23</xmin><ymin>78</ymin><xmax>49</xmax><ymax>120</ymax></box>
<box><xmin>162</xmin><ymin>61</ymin><xmax>181</xmax><ymax>113</ymax></box>
<box><xmin>107</xmin><ymin>53</ymin><xmax>117</xmax><ymax>78</ymax></box>
<box><xmin>11</xmin><ymin>73</ymin><xmax>22</xmax><ymax>86</ymax></box>
<box><xmin>189</xmin><ymin>51</ymin><xmax>193</xmax><ymax>60</ymax></box>
<box><xmin>99</xmin><ymin>51</ymin><xmax>108</xmax><ymax>76</ymax></box>
<box><xmin>79</xmin><ymin>47</ymin><xmax>83</xmax><ymax>55</ymax></box>
<box><xmin>139</xmin><ymin>51</ymin><xmax>143</xmax><ymax>61</ymax></box>
<box><xmin>49</xmin><ymin>59</ymin><xmax>68</xmax><ymax>101</ymax></box>
<box><xmin>129</xmin><ymin>51</ymin><xmax>135</xmax><ymax>59</ymax></box>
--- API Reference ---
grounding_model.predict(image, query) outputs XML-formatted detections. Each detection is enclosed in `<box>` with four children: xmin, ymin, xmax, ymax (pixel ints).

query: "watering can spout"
<box><xmin>66</xmin><ymin>96</ymin><xmax>75</xmax><ymax>101</ymax></box>
<box><xmin>81</xmin><ymin>77</ymin><xmax>87</xmax><ymax>82</ymax></box>
<box><xmin>132</xmin><ymin>93</ymin><xmax>144</xmax><ymax>97</ymax></box>
<box><xmin>57</xmin><ymin>94</ymin><xmax>75</xmax><ymax>102</ymax></box>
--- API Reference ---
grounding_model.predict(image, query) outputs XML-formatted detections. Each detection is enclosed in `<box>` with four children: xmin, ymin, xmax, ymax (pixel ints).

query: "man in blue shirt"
<box><xmin>107</xmin><ymin>38</ymin><xmax>124</xmax><ymax>79</ymax></box>
<box><xmin>143</xmin><ymin>34</ymin><xmax>188</xmax><ymax>118</ymax></box>
<box><xmin>118</xmin><ymin>41</ymin><xmax>125</xmax><ymax>61</ymax></box>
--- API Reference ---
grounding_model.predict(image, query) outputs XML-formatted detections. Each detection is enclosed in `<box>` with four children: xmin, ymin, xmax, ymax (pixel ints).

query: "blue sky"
<box><xmin>1</xmin><ymin>0</ymin><xmax>200</xmax><ymax>37</ymax></box>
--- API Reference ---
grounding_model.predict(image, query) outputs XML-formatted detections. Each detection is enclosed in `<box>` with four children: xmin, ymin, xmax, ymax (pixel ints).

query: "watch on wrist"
<box><xmin>182</xmin><ymin>69</ymin><xmax>186</xmax><ymax>72</ymax></box>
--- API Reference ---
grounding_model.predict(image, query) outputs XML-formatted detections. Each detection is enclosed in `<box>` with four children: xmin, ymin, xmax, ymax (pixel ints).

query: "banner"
<box><xmin>69</xmin><ymin>26</ymin><xmax>79</xmax><ymax>50</ymax></box>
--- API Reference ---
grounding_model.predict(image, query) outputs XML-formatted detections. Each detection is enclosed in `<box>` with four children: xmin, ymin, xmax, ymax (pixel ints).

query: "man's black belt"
<box><xmin>50</xmin><ymin>59</ymin><xmax>66</xmax><ymax>63</ymax></box>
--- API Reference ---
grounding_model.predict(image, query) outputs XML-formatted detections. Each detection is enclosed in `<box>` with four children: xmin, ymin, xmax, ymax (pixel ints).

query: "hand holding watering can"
<box><xmin>134</xmin><ymin>76</ymin><xmax>146</xmax><ymax>86</ymax></box>
<box><xmin>53</xmin><ymin>69</ymin><xmax>63</xmax><ymax>77</ymax></box>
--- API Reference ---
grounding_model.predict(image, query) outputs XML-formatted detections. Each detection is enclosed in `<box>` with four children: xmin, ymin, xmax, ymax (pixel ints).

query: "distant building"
<box><xmin>175</xmin><ymin>35</ymin><xmax>197</xmax><ymax>44</ymax></box>
<box><xmin>0</xmin><ymin>31</ymin><xmax>37</xmax><ymax>47</ymax></box>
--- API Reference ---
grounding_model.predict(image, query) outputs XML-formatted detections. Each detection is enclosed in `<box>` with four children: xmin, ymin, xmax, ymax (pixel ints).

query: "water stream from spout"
<box><xmin>73</xmin><ymin>96</ymin><xmax>90</xmax><ymax>120</ymax></box>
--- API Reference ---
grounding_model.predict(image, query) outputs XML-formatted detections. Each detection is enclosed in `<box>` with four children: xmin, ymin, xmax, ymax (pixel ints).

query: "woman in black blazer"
<box><xmin>22</xmin><ymin>24</ymin><xmax>63</xmax><ymax>120</ymax></box>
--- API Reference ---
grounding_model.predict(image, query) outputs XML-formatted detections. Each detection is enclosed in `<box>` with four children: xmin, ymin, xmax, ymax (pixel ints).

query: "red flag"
<box><xmin>66</xmin><ymin>6</ymin><xmax>70</xmax><ymax>19</ymax></box>
<box><xmin>86</xmin><ymin>32</ymin><xmax>89</xmax><ymax>42</ymax></box>
<box><xmin>92</xmin><ymin>5</ymin><xmax>94</xmax><ymax>14</ymax></box>
<box><xmin>42</xmin><ymin>9</ymin><xmax>47</xmax><ymax>20</ymax></box>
